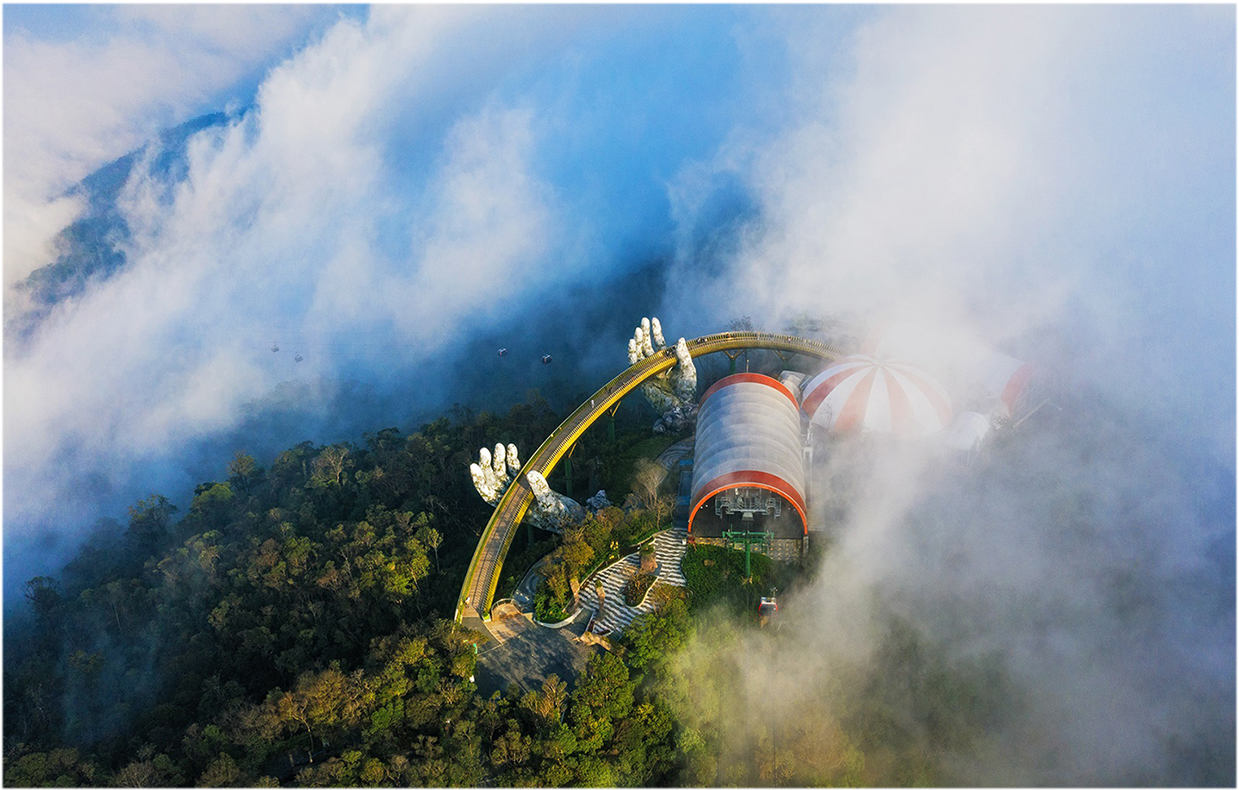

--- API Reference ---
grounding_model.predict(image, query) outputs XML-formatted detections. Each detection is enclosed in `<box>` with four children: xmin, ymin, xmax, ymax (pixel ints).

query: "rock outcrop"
<box><xmin>585</xmin><ymin>490</ymin><xmax>613</xmax><ymax>512</ymax></box>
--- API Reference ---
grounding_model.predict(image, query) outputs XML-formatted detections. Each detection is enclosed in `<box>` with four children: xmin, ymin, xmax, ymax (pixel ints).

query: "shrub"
<box><xmin>496</xmin><ymin>532</ymin><xmax>558</xmax><ymax>599</ymax></box>
<box><xmin>682</xmin><ymin>545</ymin><xmax>782</xmax><ymax>615</ymax></box>
<box><xmin>623</xmin><ymin>572</ymin><xmax>657</xmax><ymax>607</ymax></box>
<box><xmin>534</xmin><ymin>578</ymin><xmax>571</xmax><ymax>623</ymax></box>
<box><xmin>616</xmin><ymin>510</ymin><xmax>658</xmax><ymax>547</ymax></box>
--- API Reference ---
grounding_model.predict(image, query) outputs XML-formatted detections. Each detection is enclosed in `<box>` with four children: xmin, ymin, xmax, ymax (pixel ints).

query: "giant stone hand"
<box><xmin>469</xmin><ymin>443</ymin><xmax>582</xmax><ymax>532</ymax></box>
<box><xmin>627</xmin><ymin>316</ymin><xmax>698</xmax><ymax>433</ymax></box>
<box><xmin>526</xmin><ymin>470</ymin><xmax>586</xmax><ymax>530</ymax></box>
<box><xmin>469</xmin><ymin>443</ymin><xmax>520</xmax><ymax>505</ymax></box>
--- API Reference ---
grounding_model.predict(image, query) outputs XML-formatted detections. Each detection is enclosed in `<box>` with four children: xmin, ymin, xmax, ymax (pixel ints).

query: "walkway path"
<box><xmin>474</xmin><ymin>611</ymin><xmax>597</xmax><ymax>697</ymax></box>
<box><xmin>577</xmin><ymin>526</ymin><xmax>688</xmax><ymax>636</ymax></box>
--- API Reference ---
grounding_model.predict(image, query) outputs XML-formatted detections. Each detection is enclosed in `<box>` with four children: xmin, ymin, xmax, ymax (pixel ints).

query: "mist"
<box><xmin>3</xmin><ymin>5</ymin><xmax>1233</xmax><ymax>783</ymax></box>
<box><xmin>655</xmin><ymin>5</ymin><xmax>1234</xmax><ymax>785</ymax></box>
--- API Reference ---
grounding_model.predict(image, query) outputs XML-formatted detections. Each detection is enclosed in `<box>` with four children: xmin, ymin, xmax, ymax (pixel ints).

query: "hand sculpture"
<box><xmin>469</xmin><ymin>443</ymin><xmax>520</xmax><ymax>505</ymax></box>
<box><xmin>627</xmin><ymin>316</ymin><xmax>698</xmax><ymax>433</ymax></box>
<box><xmin>526</xmin><ymin>470</ymin><xmax>586</xmax><ymax>529</ymax></box>
<box><xmin>469</xmin><ymin>443</ymin><xmax>584</xmax><ymax>532</ymax></box>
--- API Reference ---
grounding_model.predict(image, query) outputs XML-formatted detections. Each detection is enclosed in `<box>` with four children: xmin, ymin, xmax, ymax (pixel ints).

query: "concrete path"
<box><xmin>654</xmin><ymin>437</ymin><xmax>695</xmax><ymax>472</ymax></box>
<box><xmin>509</xmin><ymin>552</ymin><xmax>549</xmax><ymax>614</ymax></box>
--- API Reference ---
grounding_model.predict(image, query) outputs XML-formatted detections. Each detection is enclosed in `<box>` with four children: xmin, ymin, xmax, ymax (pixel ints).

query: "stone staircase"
<box><xmin>578</xmin><ymin>526</ymin><xmax>688</xmax><ymax>636</ymax></box>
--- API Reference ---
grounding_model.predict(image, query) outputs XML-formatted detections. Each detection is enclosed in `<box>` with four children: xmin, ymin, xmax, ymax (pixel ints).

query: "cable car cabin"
<box><xmin>758</xmin><ymin>597</ymin><xmax>778</xmax><ymax>627</ymax></box>
<box><xmin>688</xmin><ymin>373</ymin><xmax>807</xmax><ymax>541</ymax></box>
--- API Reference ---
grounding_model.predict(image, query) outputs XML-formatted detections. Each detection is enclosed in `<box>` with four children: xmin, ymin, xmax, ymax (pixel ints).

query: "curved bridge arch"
<box><xmin>456</xmin><ymin>331</ymin><xmax>846</xmax><ymax>623</ymax></box>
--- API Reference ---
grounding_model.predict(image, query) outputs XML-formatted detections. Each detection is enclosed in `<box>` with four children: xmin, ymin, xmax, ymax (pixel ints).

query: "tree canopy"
<box><xmin>4</xmin><ymin>391</ymin><xmax>1030</xmax><ymax>787</ymax></box>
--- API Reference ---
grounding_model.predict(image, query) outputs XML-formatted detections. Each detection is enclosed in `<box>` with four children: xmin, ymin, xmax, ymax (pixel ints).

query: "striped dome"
<box><xmin>801</xmin><ymin>354</ymin><xmax>952</xmax><ymax>438</ymax></box>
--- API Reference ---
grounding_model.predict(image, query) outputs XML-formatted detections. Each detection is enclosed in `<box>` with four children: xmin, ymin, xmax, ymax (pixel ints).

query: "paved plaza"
<box><xmin>474</xmin><ymin>611</ymin><xmax>599</xmax><ymax>697</ymax></box>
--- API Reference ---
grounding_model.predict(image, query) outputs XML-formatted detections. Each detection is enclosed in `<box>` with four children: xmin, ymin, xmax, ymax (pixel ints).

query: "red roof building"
<box><xmin>689</xmin><ymin>373</ymin><xmax>807</xmax><ymax>538</ymax></box>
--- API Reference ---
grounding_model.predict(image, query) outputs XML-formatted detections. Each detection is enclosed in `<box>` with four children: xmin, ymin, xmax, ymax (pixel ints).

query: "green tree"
<box><xmin>622</xmin><ymin>597</ymin><xmax>691</xmax><ymax>673</ymax></box>
<box><xmin>310</xmin><ymin>445</ymin><xmax>353</xmax><ymax>488</ymax></box>
<box><xmin>522</xmin><ymin>675</ymin><xmax>568</xmax><ymax>728</ymax></box>
<box><xmin>126</xmin><ymin>494</ymin><xmax>177</xmax><ymax>555</ymax></box>
<box><xmin>190</xmin><ymin>483</ymin><xmax>234</xmax><ymax>530</ymax></box>
<box><xmin>110</xmin><ymin>747</ymin><xmax>184</xmax><ymax>787</ymax></box>
<box><xmin>197</xmin><ymin>753</ymin><xmax>243</xmax><ymax>787</ymax></box>
<box><xmin>415</xmin><ymin>522</ymin><xmax>443</xmax><ymax>571</ymax></box>
<box><xmin>630</xmin><ymin>458</ymin><xmax>664</xmax><ymax>513</ymax></box>
<box><xmin>4</xmin><ymin>748</ymin><xmax>99</xmax><ymax>787</ymax></box>
<box><xmin>227</xmin><ymin>451</ymin><xmax>261</xmax><ymax>495</ymax></box>
<box><xmin>23</xmin><ymin>576</ymin><xmax>61</xmax><ymax>627</ymax></box>
<box><xmin>568</xmin><ymin>652</ymin><xmax>634</xmax><ymax>752</ymax></box>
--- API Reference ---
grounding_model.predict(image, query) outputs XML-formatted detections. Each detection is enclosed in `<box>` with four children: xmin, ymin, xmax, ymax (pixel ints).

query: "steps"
<box><xmin>578</xmin><ymin>526</ymin><xmax>688</xmax><ymax>637</ymax></box>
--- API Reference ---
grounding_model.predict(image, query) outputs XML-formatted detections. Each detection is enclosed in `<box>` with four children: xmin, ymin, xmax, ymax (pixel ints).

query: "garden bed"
<box><xmin>623</xmin><ymin>571</ymin><xmax>658</xmax><ymax>607</ymax></box>
<box><xmin>533</xmin><ymin>579</ymin><xmax>574</xmax><ymax>624</ymax></box>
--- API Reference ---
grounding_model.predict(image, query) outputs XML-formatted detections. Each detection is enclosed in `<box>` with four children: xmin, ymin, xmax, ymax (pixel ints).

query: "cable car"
<box><xmin>295</xmin><ymin>354</ymin><xmax>303</xmax><ymax>363</ymax></box>
<box><xmin>498</xmin><ymin>348</ymin><xmax>508</xmax><ymax>357</ymax></box>
<box><xmin>758</xmin><ymin>595</ymin><xmax>778</xmax><ymax>628</ymax></box>
<box><xmin>271</xmin><ymin>342</ymin><xmax>279</xmax><ymax>352</ymax></box>
<box><xmin>541</xmin><ymin>354</ymin><xmax>552</xmax><ymax>364</ymax></box>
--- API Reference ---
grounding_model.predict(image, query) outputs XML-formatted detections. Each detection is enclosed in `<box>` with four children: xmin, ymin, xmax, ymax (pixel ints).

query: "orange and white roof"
<box><xmin>974</xmin><ymin>352</ymin><xmax>1036</xmax><ymax>419</ymax></box>
<box><xmin>801</xmin><ymin>354</ymin><xmax>953</xmax><ymax>438</ymax></box>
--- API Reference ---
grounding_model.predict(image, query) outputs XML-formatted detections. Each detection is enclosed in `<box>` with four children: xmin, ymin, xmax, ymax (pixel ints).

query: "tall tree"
<box><xmin>125</xmin><ymin>494</ymin><xmax>177</xmax><ymax>556</ymax></box>
<box><xmin>227</xmin><ymin>451</ymin><xmax>261</xmax><ymax>495</ymax></box>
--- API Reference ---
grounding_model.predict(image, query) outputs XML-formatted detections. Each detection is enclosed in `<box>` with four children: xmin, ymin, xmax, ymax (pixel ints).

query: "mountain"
<box><xmin>10</xmin><ymin>112</ymin><xmax>235</xmax><ymax>338</ymax></box>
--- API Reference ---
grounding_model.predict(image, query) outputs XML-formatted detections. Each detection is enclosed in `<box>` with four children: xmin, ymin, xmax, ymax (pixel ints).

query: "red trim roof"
<box><xmin>801</xmin><ymin>357</ymin><xmax>867</xmax><ymax>418</ymax></box>
<box><xmin>1001</xmin><ymin>363</ymin><xmax>1035</xmax><ymax>413</ymax></box>
<box><xmin>700</xmin><ymin>373</ymin><xmax>798</xmax><ymax>408</ymax></box>
<box><xmin>802</xmin><ymin>355</ymin><xmax>952</xmax><ymax>435</ymax></box>
<box><xmin>688</xmin><ymin>470</ymin><xmax>808</xmax><ymax>535</ymax></box>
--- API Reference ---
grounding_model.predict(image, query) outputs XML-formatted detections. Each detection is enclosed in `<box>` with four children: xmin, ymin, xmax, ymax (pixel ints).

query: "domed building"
<box><xmin>679</xmin><ymin>326</ymin><xmax>1053</xmax><ymax>554</ymax></box>
<box><xmin>800</xmin><ymin>354</ymin><xmax>953</xmax><ymax>438</ymax></box>
<box><xmin>688</xmin><ymin>373</ymin><xmax>808</xmax><ymax>541</ymax></box>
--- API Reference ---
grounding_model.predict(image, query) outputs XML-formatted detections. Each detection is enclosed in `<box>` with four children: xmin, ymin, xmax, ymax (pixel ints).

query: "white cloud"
<box><xmin>3</xmin><ymin>6</ymin><xmax>569</xmax><ymax>561</ymax></box>
<box><xmin>3</xmin><ymin>5</ymin><xmax>336</xmax><ymax>295</ymax></box>
<box><xmin>662</xmin><ymin>7</ymin><xmax>1234</xmax><ymax>783</ymax></box>
<box><xmin>669</xmin><ymin>5</ymin><xmax>1233</xmax><ymax>453</ymax></box>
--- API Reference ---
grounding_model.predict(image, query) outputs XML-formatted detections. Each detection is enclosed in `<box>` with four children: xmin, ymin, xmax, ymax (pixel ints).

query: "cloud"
<box><xmin>2</xmin><ymin>5</ymin><xmax>341</xmax><ymax>294</ymax></box>
<box><xmin>3</xmin><ymin>5</ymin><xmax>604</xmax><ymax>585</ymax></box>
<box><xmin>661</xmin><ymin>5</ymin><xmax>1234</xmax><ymax>784</ymax></box>
<box><xmin>667</xmin><ymin>4</ymin><xmax>1234</xmax><ymax>454</ymax></box>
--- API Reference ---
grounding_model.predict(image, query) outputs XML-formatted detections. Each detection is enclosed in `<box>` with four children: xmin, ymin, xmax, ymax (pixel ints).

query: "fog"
<box><xmin>656</xmin><ymin>6</ymin><xmax>1234</xmax><ymax>784</ymax></box>
<box><xmin>4</xmin><ymin>5</ymin><xmax>1233</xmax><ymax>783</ymax></box>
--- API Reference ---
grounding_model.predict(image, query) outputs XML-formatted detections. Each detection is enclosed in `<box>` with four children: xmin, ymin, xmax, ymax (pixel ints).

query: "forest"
<box><xmin>4</xmin><ymin>391</ymin><xmax>1013</xmax><ymax>787</ymax></box>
